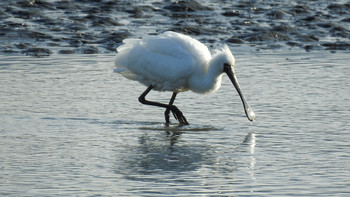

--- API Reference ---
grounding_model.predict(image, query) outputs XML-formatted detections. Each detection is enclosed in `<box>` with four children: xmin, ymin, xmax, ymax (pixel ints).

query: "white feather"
<box><xmin>115</xmin><ymin>31</ymin><xmax>235</xmax><ymax>93</ymax></box>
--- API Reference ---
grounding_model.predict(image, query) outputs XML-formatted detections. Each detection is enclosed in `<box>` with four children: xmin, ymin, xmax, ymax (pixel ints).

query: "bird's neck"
<box><xmin>189</xmin><ymin>62</ymin><xmax>223</xmax><ymax>94</ymax></box>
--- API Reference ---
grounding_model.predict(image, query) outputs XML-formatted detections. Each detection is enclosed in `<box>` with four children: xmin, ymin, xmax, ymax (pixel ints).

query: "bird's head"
<box><xmin>215</xmin><ymin>45</ymin><xmax>256</xmax><ymax>121</ymax></box>
<box><xmin>212</xmin><ymin>45</ymin><xmax>236</xmax><ymax>72</ymax></box>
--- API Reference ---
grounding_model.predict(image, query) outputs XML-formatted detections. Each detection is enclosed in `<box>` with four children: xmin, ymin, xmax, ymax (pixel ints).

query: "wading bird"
<box><xmin>114</xmin><ymin>31</ymin><xmax>255</xmax><ymax>125</ymax></box>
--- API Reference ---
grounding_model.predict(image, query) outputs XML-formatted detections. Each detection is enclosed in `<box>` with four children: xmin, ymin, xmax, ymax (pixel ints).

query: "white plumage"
<box><xmin>114</xmin><ymin>31</ymin><xmax>234</xmax><ymax>93</ymax></box>
<box><xmin>114</xmin><ymin>31</ymin><xmax>255</xmax><ymax>124</ymax></box>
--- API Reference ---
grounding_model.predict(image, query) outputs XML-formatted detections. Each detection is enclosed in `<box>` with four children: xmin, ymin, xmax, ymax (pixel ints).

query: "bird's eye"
<box><xmin>223</xmin><ymin>63</ymin><xmax>231</xmax><ymax>71</ymax></box>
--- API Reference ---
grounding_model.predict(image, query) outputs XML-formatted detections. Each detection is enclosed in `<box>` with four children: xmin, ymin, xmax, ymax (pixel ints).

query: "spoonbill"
<box><xmin>114</xmin><ymin>31</ymin><xmax>255</xmax><ymax>125</ymax></box>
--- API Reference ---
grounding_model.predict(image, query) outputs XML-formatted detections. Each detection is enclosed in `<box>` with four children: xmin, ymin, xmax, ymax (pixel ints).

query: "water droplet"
<box><xmin>246</xmin><ymin>107</ymin><xmax>256</xmax><ymax>121</ymax></box>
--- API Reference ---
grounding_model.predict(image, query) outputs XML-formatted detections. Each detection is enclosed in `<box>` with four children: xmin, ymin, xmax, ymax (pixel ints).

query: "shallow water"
<box><xmin>1</xmin><ymin>49</ymin><xmax>349</xmax><ymax>196</ymax></box>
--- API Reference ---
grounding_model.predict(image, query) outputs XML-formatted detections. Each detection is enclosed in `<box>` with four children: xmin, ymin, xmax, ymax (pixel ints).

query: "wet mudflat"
<box><xmin>1</xmin><ymin>0</ymin><xmax>350</xmax><ymax>56</ymax></box>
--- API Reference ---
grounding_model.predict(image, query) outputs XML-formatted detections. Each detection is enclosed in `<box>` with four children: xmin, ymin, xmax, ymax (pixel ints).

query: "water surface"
<box><xmin>1</xmin><ymin>50</ymin><xmax>349</xmax><ymax>196</ymax></box>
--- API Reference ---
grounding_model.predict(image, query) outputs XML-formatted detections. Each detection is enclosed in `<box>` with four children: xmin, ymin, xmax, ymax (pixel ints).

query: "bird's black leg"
<box><xmin>138</xmin><ymin>85</ymin><xmax>188</xmax><ymax>125</ymax></box>
<box><xmin>164</xmin><ymin>92</ymin><xmax>177</xmax><ymax>125</ymax></box>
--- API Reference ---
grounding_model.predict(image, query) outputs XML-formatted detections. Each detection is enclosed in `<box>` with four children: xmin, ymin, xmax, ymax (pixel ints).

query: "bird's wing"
<box><xmin>160</xmin><ymin>31</ymin><xmax>211</xmax><ymax>67</ymax></box>
<box><xmin>115</xmin><ymin>32</ymin><xmax>211</xmax><ymax>90</ymax></box>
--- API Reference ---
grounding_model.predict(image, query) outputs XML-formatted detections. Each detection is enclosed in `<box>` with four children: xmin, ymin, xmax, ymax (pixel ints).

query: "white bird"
<box><xmin>114</xmin><ymin>31</ymin><xmax>255</xmax><ymax>125</ymax></box>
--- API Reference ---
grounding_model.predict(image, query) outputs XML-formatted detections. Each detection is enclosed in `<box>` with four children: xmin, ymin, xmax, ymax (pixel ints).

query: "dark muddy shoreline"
<box><xmin>1</xmin><ymin>0</ymin><xmax>350</xmax><ymax>56</ymax></box>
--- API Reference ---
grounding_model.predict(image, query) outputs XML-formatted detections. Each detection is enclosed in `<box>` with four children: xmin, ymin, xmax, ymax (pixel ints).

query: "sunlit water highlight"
<box><xmin>1</xmin><ymin>49</ymin><xmax>349</xmax><ymax>196</ymax></box>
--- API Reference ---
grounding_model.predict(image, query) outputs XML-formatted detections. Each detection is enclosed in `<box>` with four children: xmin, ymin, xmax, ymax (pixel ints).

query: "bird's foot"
<box><xmin>168</xmin><ymin>106</ymin><xmax>189</xmax><ymax>125</ymax></box>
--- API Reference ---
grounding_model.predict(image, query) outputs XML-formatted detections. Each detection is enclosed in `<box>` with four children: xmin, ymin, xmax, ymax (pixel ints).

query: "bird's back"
<box><xmin>115</xmin><ymin>31</ymin><xmax>211</xmax><ymax>91</ymax></box>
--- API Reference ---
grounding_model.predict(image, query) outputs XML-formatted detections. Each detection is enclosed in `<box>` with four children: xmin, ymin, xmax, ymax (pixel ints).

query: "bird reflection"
<box><xmin>166</xmin><ymin>131</ymin><xmax>181</xmax><ymax>146</ymax></box>
<box><xmin>120</xmin><ymin>127</ymin><xmax>211</xmax><ymax>175</ymax></box>
<box><xmin>114</xmin><ymin>124</ymin><xmax>257</xmax><ymax>190</ymax></box>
